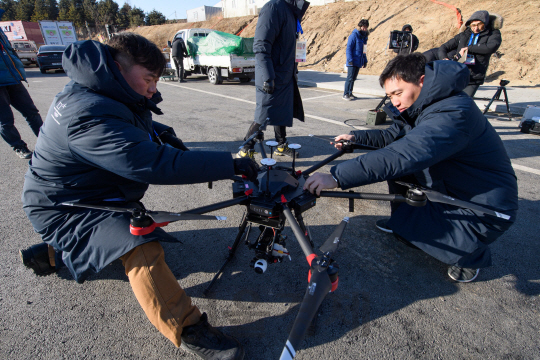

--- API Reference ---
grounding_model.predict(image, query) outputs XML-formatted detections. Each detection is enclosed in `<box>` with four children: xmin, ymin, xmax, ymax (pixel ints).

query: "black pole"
<box><xmin>302</xmin><ymin>151</ymin><xmax>345</xmax><ymax>177</ymax></box>
<box><xmin>183</xmin><ymin>196</ymin><xmax>248</xmax><ymax>214</ymax></box>
<box><xmin>282</xmin><ymin>204</ymin><xmax>315</xmax><ymax>259</ymax></box>
<box><xmin>319</xmin><ymin>191</ymin><xmax>407</xmax><ymax>203</ymax></box>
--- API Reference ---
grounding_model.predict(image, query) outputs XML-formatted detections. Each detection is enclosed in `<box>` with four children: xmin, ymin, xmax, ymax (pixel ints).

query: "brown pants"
<box><xmin>120</xmin><ymin>241</ymin><xmax>202</xmax><ymax>347</ymax></box>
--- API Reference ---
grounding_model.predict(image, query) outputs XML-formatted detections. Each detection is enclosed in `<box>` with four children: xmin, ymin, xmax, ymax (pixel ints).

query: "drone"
<box><xmin>62</xmin><ymin>122</ymin><xmax>512</xmax><ymax>359</ymax></box>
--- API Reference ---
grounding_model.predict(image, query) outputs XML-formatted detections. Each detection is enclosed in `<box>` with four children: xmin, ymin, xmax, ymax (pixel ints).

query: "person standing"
<box><xmin>237</xmin><ymin>0</ymin><xmax>310</xmax><ymax>159</ymax></box>
<box><xmin>438</xmin><ymin>11</ymin><xmax>503</xmax><ymax>97</ymax></box>
<box><xmin>343</xmin><ymin>19</ymin><xmax>369</xmax><ymax>101</ymax></box>
<box><xmin>0</xmin><ymin>9</ymin><xmax>43</xmax><ymax>159</ymax></box>
<box><xmin>172</xmin><ymin>35</ymin><xmax>189</xmax><ymax>82</ymax></box>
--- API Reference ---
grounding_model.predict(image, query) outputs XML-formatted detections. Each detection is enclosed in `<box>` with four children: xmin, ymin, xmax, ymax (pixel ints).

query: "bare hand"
<box><xmin>332</xmin><ymin>134</ymin><xmax>355</xmax><ymax>150</ymax></box>
<box><xmin>303</xmin><ymin>173</ymin><xmax>338</xmax><ymax>196</ymax></box>
<box><xmin>459</xmin><ymin>47</ymin><xmax>468</xmax><ymax>57</ymax></box>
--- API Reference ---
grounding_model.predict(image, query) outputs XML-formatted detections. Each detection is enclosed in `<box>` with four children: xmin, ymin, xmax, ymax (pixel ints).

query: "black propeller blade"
<box><xmin>61</xmin><ymin>202</ymin><xmax>226</xmax><ymax>223</ymax></box>
<box><xmin>395</xmin><ymin>182</ymin><xmax>512</xmax><ymax>220</ymax></box>
<box><xmin>279</xmin><ymin>261</ymin><xmax>333</xmax><ymax>360</ymax></box>
<box><xmin>319</xmin><ymin>217</ymin><xmax>349</xmax><ymax>255</ymax></box>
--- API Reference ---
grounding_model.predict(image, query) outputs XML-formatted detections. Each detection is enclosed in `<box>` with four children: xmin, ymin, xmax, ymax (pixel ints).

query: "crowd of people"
<box><xmin>2</xmin><ymin>2</ymin><xmax>516</xmax><ymax>360</ymax></box>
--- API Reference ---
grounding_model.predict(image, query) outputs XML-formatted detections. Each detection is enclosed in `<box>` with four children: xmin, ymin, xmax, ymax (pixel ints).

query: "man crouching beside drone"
<box><xmin>304</xmin><ymin>53</ymin><xmax>518</xmax><ymax>283</ymax></box>
<box><xmin>19</xmin><ymin>33</ymin><xmax>257</xmax><ymax>360</ymax></box>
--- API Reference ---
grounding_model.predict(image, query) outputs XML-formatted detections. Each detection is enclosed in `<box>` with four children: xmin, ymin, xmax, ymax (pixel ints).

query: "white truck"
<box><xmin>10</xmin><ymin>40</ymin><xmax>38</xmax><ymax>66</ymax></box>
<box><xmin>167</xmin><ymin>28</ymin><xmax>255</xmax><ymax>85</ymax></box>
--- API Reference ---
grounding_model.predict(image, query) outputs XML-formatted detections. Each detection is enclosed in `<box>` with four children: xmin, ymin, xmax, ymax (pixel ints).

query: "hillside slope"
<box><xmin>132</xmin><ymin>0</ymin><xmax>539</xmax><ymax>87</ymax></box>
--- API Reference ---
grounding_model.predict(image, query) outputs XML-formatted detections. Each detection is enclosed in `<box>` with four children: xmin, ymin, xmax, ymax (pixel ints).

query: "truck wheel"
<box><xmin>208</xmin><ymin>67</ymin><xmax>222</xmax><ymax>85</ymax></box>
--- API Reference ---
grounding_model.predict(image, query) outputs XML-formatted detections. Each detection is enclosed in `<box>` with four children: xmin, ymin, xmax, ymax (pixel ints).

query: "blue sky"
<box><xmin>128</xmin><ymin>1</ymin><xmax>222</xmax><ymax>19</ymax></box>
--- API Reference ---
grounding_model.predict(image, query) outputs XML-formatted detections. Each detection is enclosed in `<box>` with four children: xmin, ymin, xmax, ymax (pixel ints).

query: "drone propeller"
<box><xmin>60</xmin><ymin>202</ymin><xmax>227</xmax><ymax>222</ymax></box>
<box><xmin>279</xmin><ymin>217</ymin><xmax>348</xmax><ymax>360</ymax></box>
<box><xmin>395</xmin><ymin>182</ymin><xmax>512</xmax><ymax>220</ymax></box>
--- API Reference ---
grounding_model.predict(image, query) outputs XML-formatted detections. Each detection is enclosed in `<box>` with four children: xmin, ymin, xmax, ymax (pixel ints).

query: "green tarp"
<box><xmin>186</xmin><ymin>30</ymin><xmax>254</xmax><ymax>56</ymax></box>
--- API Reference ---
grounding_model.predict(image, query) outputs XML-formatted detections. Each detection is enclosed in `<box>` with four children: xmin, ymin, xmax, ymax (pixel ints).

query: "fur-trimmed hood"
<box><xmin>460</xmin><ymin>12</ymin><xmax>503</xmax><ymax>32</ymax></box>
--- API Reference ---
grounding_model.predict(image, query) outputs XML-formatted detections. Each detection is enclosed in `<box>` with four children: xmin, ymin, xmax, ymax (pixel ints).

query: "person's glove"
<box><xmin>233</xmin><ymin>158</ymin><xmax>260</xmax><ymax>182</ymax></box>
<box><xmin>158</xmin><ymin>131</ymin><xmax>189</xmax><ymax>151</ymax></box>
<box><xmin>262</xmin><ymin>80</ymin><xmax>275</xmax><ymax>94</ymax></box>
<box><xmin>348</xmin><ymin>61</ymin><xmax>352</xmax><ymax>66</ymax></box>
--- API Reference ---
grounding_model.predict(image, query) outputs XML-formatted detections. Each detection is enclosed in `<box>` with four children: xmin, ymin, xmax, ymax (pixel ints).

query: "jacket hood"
<box><xmin>462</xmin><ymin>11</ymin><xmax>503</xmax><ymax>32</ymax></box>
<box><xmin>402</xmin><ymin>24</ymin><xmax>413</xmax><ymax>32</ymax></box>
<box><xmin>400</xmin><ymin>61</ymin><xmax>469</xmax><ymax>122</ymax></box>
<box><xmin>62</xmin><ymin>40</ymin><xmax>161</xmax><ymax>114</ymax></box>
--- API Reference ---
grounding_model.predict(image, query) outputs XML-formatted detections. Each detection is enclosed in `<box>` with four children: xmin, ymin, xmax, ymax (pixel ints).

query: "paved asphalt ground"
<box><xmin>1</xmin><ymin>68</ymin><xmax>539</xmax><ymax>360</ymax></box>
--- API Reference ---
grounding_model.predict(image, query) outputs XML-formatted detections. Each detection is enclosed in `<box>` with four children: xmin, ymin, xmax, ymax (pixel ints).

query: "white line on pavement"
<box><xmin>161</xmin><ymin>82</ymin><xmax>539</xmax><ymax>175</ymax></box>
<box><xmin>302</xmin><ymin>93</ymin><xmax>342</xmax><ymax>101</ymax></box>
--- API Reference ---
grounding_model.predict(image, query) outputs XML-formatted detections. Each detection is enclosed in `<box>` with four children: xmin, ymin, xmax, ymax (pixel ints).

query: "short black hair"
<box><xmin>379</xmin><ymin>53</ymin><xmax>426</xmax><ymax>88</ymax></box>
<box><xmin>358</xmin><ymin>19</ymin><xmax>369</xmax><ymax>28</ymax></box>
<box><xmin>107</xmin><ymin>32</ymin><xmax>166</xmax><ymax>76</ymax></box>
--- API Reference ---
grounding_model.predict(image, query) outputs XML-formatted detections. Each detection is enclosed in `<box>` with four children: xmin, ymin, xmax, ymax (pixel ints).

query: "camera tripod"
<box><xmin>483</xmin><ymin>79</ymin><xmax>512</xmax><ymax>120</ymax></box>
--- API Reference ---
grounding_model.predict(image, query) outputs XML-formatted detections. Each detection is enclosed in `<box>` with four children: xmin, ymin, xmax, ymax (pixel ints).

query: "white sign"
<box><xmin>39</xmin><ymin>21</ymin><xmax>62</xmax><ymax>45</ymax></box>
<box><xmin>57</xmin><ymin>21</ymin><xmax>77</xmax><ymax>46</ymax></box>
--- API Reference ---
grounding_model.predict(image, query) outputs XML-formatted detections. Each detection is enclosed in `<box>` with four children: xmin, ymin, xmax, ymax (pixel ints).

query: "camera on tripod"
<box><xmin>388</xmin><ymin>30</ymin><xmax>414</xmax><ymax>51</ymax></box>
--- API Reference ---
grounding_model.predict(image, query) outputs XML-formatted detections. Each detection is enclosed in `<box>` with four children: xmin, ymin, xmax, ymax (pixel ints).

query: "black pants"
<box><xmin>344</xmin><ymin>66</ymin><xmax>360</xmax><ymax>96</ymax></box>
<box><xmin>243</xmin><ymin>121</ymin><xmax>286</xmax><ymax>150</ymax></box>
<box><xmin>0</xmin><ymin>84</ymin><xmax>43</xmax><ymax>150</ymax></box>
<box><xmin>172</xmin><ymin>56</ymin><xmax>185</xmax><ymax>81</ymax></box>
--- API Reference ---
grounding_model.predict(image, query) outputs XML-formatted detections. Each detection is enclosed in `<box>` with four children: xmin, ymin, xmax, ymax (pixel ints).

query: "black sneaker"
<box><xmin>15</xmin><ymin>146</ymin><xmax>32</xmax><ymax>159</ymax></box>
<box><xmin>274</xmin><ymin>143</ymin><xmax>299</xmax><ymax>158</ymax></box>
<box><xmin>19</xmin><ymin>243</ymin><xmax>58</xmax><ymax>276</ymax></box>
<box><xmin>447</xmin><ymin>266</ymin><xmax>479</xmax><ymax>283</ymax></box>
<box><xmin>375</xmin><ymin>218</ymin><xmax>393</xmax><ymax>233</ymax></box>
<box><xmin>181</xmin><ymin>313</ymin><xmax>244</xmax><ymax>360</ymax></box>
<box><xmin>342</xmin><ymin>94</ymin><xmax>351</xmax><ymax>101</ymax></box>
<box><xmin>349</xmin><ymin>94</ymin><xmax>358</xmax><ymax>100</ymax></box>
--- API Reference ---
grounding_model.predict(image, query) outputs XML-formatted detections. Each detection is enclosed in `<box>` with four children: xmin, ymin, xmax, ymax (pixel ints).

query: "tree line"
<box><xmin>0</xmin><ymin>0</ymin><xmax>167</xmax><ymax>30</ymax></box>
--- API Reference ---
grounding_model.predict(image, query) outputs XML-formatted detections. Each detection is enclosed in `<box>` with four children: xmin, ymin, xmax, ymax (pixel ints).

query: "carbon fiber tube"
<box><xmin>282</xmin><ymin>205</ymin><xmax>315</xmax><ymax>258</ymax></box>
<box><xmin>319</xmin><ymin>191</ymin><xmax>407</xmax><ymax>202</ymax></box>
<box><xmin>183</xmin><ymin>196</ymin><xmax>248</xmax><ymax>214</ymax></box>
<box><xmin>301</xmin><ymin>151</ymin><xmax>345</xmax><ymax>177</ymax></box>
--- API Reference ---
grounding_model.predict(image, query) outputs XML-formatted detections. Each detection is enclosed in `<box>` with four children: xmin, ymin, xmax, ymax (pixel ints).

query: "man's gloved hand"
<box><xmin>348</xmin><ymin>61</ymin><xmax>352</xmax><ymax>66</ymax></box>
<box><xmin>159</xmin><ymin>131</ymin><xmax>190</xmax><ymax>151</ymax></box>
<box><xmin>233</xmin><ymin>158</ymin><xmax>260</xmax><ymax>182</ymax></box>
<box><xmin>262</xmin><ymin>80</ymin><xmax>275</xmax><ymax>94</ymax></box>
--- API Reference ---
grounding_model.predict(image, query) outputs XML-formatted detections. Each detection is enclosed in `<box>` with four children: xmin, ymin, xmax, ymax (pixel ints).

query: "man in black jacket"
<box><xmin>19</xmin><ymin>33</ymin><xmax>255</xmax><ymax>360</ymax></box>
<box><xmin>392</xmin><ymin>24</ymin><xmax>419</xmax><ymax>55</ymax></box>
<box><xmin>304</xmin><ymin>54</ymin><xmax>517</xmax><ymax>283</ymax></box>
<box><xmin>237</xmin><ymin>0</ymin><xmax>309</xmax><ymax>159</ymax></box>
<box><xmin>438</xmin><ymin>11</ymin><xmax>502</xmax><ymax>97</ymax></box>
<box><xmin>172</xmin><ymin>35</ymin><xmax>189</xmax><ymax>82</ymax></box>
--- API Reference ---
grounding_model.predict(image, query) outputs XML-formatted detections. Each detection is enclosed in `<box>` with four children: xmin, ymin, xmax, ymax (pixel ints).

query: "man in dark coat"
<box><xmin>343</xmin><ymin>19</ymin><xmax>369</xmax><ymax>101</ymax></box>
<box><xmin>392</xmin><ymin>24</ymin><xmax>419</xmax><ymax>55</ymax></box>
<box><xmin>237</xmin><ymin>0</ymin><xmax>309</xmax><ymax>159</ymax></box>
<box><xmin>172</xmin><ymin>35</ymin><xmax>189</xmax><ymax>82</ymax></box>
<box><xmin>19</xmin><ymin>33</ymin><xmax>254</xmax><ymax>360</ymax></box>
<box><xmin>304</xmin><ymin>54</ymin><xmax>517</xmax><ymax>283</ymax></box>
<box><xmin>437</xmin><ymin>10</ymin><xmax>503</xmax><ymax>97</ymax></box>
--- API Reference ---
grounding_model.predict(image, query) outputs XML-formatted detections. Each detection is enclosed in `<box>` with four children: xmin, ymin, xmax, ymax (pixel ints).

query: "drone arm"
<box><xmin>318</xmin><ymin>191</ymin><xmax>407</xmax><ymax>203</ymax></box>
<box><xmin>182</xmin><ymin>196</ymin><xmax>248</xmax><ymax>215</ymax></box>
<box><xmin>282</xmin><ymin>205</ymin><xmax>315</xmax><ymax>259</ymax></box>
<box><xmin>301</xmin><ymin>150</ymin><xmax>346</xmax><ymax>177</ymax></box>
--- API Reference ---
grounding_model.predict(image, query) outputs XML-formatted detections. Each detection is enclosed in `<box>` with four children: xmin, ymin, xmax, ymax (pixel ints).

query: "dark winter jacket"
<box><xmin>253</xmin><ymin>0</ymin><xmax>309</xmax><ymax>127</ymax></box>
<box><xmin>438</xmin><ymin>12</ymin><xmax>502</xmax><ymax>85</ymax></box>
<box><xmin>172</xmin><ymin>37</ymin><xmax>188</xmax><ymax>58</ymax></box>
<box><xmin>346</xmin><ymin>29</ymin><xmax>368</xmax><ymax>68</ymax></box>
<box><xmin>22</xmin><ymin>40</ymin><xmax>235</xmax><ymax>282</ymax></box>
<box><xmin>0</xmin><ymin>11</ymin><xmax>26</xmax><ymax>86</ymax></box>
<box><xmin>331</xmin><ymin>60</ymin><xmax>517</xmax><ymax>216</ymax></box>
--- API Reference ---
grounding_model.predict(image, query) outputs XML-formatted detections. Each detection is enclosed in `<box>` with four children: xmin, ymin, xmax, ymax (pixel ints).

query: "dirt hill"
<box><xmin>131</xmin><ymin>0</ymin><xmax>540</xmax><ymax>87</ymax></box>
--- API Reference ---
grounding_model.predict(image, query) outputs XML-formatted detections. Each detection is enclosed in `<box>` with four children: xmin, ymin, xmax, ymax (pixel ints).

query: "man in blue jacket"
<box><xmin>19</xmin><ymin>33</ymin><xmax>254</xmax><ymax>360</ymax></box>
<box><xmin>343</xmin><ymin>19</ymin><xmax>368</xmax><ymax>101</ymax></box>
<box><xmin>304</xmin><ymin>53</ymin><xmax>517</xmax><ymax>283</ymax></box>
<box><xmin>0</xmin><ymin>9</ymin><xmax>43</xmax><ymax>159</ymax></box>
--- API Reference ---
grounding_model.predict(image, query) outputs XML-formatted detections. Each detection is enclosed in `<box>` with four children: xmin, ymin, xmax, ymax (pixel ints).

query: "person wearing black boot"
<box><xmin>304</xmin><ymin>54</ymin><xmax>517</xmax><ymax>283</ymax></box>
<box><xmin>20</xmin><ymin>33</ymin><xmax>255</xmax><ymax>359</ymax></box>
<box><xmin>172</xmin><ymin>35</ymin><xmax>189</xmax><ymax>82</ymax></box>
<box><xmin>237</xmin><ymin>0</ymin><xmax>309</xmax><ymax>159</ymax></box>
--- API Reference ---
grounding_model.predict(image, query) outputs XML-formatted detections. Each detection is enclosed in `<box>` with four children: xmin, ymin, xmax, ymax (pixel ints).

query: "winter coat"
<box><xmin>438</xmin><ymin>12</ymin><xmax>503</xmax><ymax>85</ymax></box>
<box><xmin>172</xmin><ymin>37</ymin><xmax>188</xmax><ymax>58</ymax></box>
<box><xmin>346</xmin><ymin>29</ymin><xmax>368</xmax><ymax>68</ymax></box>
<box><xmin>0</xmin><ymin>21</ymin><xmax>26</xmax><ymax>85</ymax></box>
<box><xmin>330</xmin><ymin>60</ymin><xmax>517</xmax><ymax>268</ymax></box>
<box><xmin>253</xmin><ymin>0</ymin><xmax>309</xmax><ymax>127</ymax></box>
<box><xmin>22</xmin><ymin>40</ymin><xmax>235</xmax><ymax>282</ymax></box>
